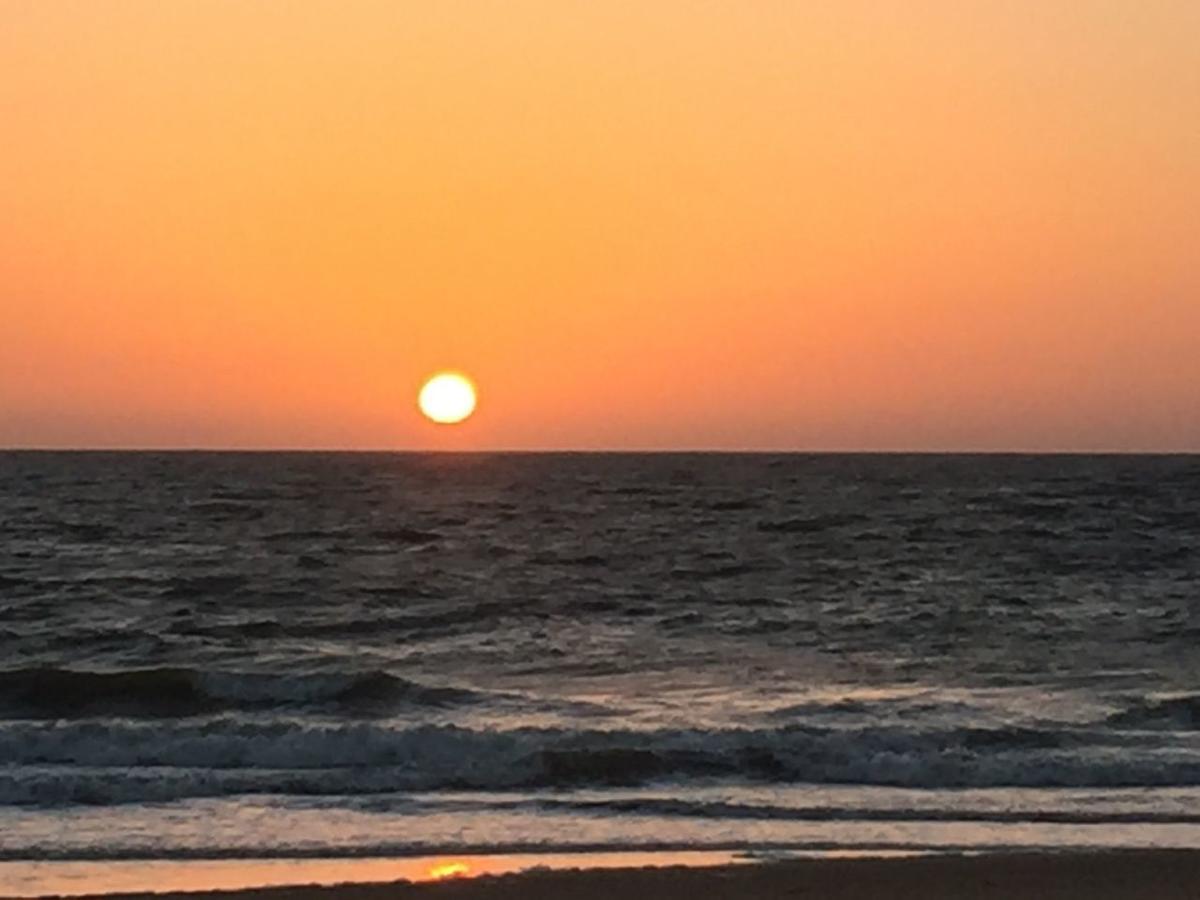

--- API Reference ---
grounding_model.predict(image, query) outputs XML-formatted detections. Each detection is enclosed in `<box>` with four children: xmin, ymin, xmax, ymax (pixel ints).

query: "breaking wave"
<box><xmin>4</xmin><ymin>720</ymin><xmax>1200</xmax><ymax>805</ymax></box>
<box><xmin>0</xmin><ymin>667</ymin><xmax>482</xmax><ymax>719</ymax></box>
<box><xmin>1106</xmin><ymin>695</ymin><xmax>1200</xmax><ymax>731</ymax></box>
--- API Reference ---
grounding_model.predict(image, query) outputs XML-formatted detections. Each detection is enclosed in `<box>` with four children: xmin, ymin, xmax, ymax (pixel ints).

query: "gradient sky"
<box><xmin>3</xmin><ymin>1</ymin><xmax>1198</xmax><ymax>450</ymax></box>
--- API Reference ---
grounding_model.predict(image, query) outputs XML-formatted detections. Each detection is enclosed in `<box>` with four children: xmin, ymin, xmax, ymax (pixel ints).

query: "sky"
<box><xmin>3</xmin><ymin>1</ymin><xmax>1198</xmax><ymax>451</ymax></box>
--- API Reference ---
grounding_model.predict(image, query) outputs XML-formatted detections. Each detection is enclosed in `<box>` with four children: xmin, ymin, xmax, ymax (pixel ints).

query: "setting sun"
<box><xmin>418</xmin><ymin>373</ymin><xmax>477</xmax><ymax>425</ymax></box>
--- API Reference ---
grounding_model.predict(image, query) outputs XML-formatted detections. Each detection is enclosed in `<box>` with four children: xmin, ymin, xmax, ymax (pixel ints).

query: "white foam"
<box><xmin>4</xmin><ymin>720</ymin><xmax>1200</xmax><ymax>805</ymax></box>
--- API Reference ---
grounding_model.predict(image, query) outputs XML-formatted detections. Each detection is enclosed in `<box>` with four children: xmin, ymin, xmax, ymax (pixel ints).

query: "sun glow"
<box><xmin>418</xmin><ymin>373</ymin><xmax>477</xmax><ymax>425</ymax></box>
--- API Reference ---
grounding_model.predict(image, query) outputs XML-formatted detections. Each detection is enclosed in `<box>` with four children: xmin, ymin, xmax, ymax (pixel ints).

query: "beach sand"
<box><xmin>41</xmin><ymin>851</ymin><xmax>1200</xmax><ymax>900</ymax></box>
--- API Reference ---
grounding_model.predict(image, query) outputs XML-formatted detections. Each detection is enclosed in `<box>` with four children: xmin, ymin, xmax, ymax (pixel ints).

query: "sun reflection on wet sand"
<box><xmin>427</xmin><ymin>861</ymin><xmax>471</xmax><ymax>880</ymax></box>
<box><xmin>0</xmin><ymin>851</ymin><xmax>749</xmax><ymax>897</ymax></box>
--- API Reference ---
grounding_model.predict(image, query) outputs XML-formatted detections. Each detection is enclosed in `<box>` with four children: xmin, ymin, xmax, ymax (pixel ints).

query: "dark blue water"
<box><xmin>2</xmin><ymin>452</ymin><xmax>1200</xmax><ymax>858</ymax></box>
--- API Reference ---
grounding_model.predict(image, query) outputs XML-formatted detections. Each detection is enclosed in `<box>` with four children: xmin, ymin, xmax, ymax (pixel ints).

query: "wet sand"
<box><xmin>37</xmin><ymin>850</ymin><xmax>1200</xmax><ymax>900</ymax></box>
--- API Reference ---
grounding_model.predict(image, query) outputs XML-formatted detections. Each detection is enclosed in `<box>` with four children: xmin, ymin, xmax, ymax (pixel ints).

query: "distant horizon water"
<box><xmin>5</xmin><ymin>448</ymin><xmax>1200</xmax><ymax>455</ymax></box>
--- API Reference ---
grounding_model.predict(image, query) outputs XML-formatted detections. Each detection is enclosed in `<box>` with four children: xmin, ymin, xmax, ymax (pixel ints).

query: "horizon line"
<box><xmin>2</xmin><ymin>446</ymin><xmax>1198</xmax><ymax>456</ymax></box>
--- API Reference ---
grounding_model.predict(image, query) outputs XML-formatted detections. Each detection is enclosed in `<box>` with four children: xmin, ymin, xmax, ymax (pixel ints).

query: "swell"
<box><xmin>0</xmin><ymin>667</ymin><xmax>481</xmax><ymax>719</ymax></box>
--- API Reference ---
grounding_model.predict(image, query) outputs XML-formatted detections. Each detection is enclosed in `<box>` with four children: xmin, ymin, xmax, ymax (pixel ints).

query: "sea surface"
<box><xmin>2</xmin><ymin>452</ymin><xmax>1200</xmax><ymax>863</ymax></box>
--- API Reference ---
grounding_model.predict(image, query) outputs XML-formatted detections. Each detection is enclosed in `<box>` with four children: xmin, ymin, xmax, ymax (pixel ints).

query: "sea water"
<box><xmin>2</xmin><ymin>452</ymin><xmax>1200</xmax><ymax>863</ymax></box>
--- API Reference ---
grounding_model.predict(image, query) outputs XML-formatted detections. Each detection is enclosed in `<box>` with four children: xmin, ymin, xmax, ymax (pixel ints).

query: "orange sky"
<box><xmin>3</xmin><ymin>1</ymin><xmax>1198</xmax><ymax>450</ymax></box>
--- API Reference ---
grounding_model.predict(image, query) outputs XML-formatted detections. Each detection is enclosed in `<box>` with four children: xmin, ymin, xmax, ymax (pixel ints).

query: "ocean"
<box><xmin>2</xmin><ymin>452</ymin><xmax>1200</xmax><ymax>864</ymax></box>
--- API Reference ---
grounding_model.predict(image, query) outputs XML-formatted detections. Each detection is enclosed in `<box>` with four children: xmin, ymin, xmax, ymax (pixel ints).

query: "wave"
<box><xmin>1106</xmin><ymin>694</ymin><xmax>1200</xmax><ymax>731</ymax></box>
<box><xmin>370</xmin><ymin>528</ymin><xmax>443</xmax><ymax>544</ymax></box>
<box><xmin>503</xmin><ymin>796</ymin><xmax>1200</xmax><ymax>826</ymax></box>
<box><xmin>186</xmin><ymin>500</ymin><xmax>266</xmax><ymax>520</ymax></box>
<box><xmin>756</xmin><ymin>514</ymin><xmax>866</xmax><ymax>534</ymax></box>
<box><xmin>0</xmin><ymin>667</ymin><xmax>482</xmax><ymax>719</ymax></box>
<box><xmin>3</xmin><ymin>720</ymin><xmax>1200</xmax><ymax>805</ymax></box>
<box><xmin>161</xmin><ymin>574</ymin><xmax>248</xmax><ymax>600</ymax></box>
<box><xmin>174</xmin><ymin>605</ymin><xmax>506</xmax><ymax>641</ymax></box>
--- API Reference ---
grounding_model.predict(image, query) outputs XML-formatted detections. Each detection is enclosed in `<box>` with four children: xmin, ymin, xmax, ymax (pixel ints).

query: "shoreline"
<box><xmin>11</xmin><ymin>850</ymin><xmax>1200</xmax><ymax>900</ymax></box>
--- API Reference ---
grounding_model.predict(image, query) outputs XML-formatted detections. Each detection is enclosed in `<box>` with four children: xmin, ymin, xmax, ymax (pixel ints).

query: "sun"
<box><xmin>418</xmin><ymin>372</ymin><xmax>477</xmax><ymax>425</ymax></box>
